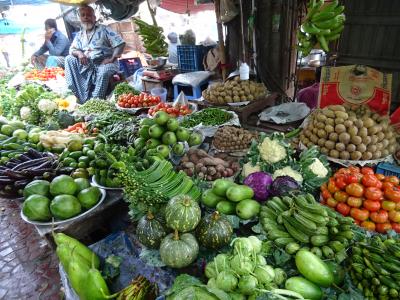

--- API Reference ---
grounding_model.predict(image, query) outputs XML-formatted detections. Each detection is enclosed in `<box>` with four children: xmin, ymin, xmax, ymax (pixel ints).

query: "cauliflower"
<box><xmin>308</xmin><ymin>158</ymin><xmax>328</xmax><ymax>178</ymax></box>
<box><xmin>242</xmin><ymin>162</ymin><xmax>261</xmax><ymax>178</ymax></box>
<box><xmin>273</xmin><ymin>166</ymin><xmax>303</xmax><ymax>183</ymax></box>
<box><xmin>258</xmin><ymin>137</ymin><xmax>287</xmax><ymax>163</ymax></box>
<box><xmin>20</xmin><ymin>106</ymin><xmax>31</xmax><ymax>120</ymax></box>
<box><xmin>38</xmin><ymin>99</ymin><xmax>58</xmax><ymax>115</ymax></box>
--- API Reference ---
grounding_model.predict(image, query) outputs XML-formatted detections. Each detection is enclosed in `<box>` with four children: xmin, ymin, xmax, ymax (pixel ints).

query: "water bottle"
<box><xmin>239</xmin><ymin>62</ymin><xmax>250</xmax><ymax>80</ymax></box>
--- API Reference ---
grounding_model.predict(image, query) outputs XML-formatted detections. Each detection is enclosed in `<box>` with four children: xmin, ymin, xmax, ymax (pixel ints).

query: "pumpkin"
<box><xmin>165</xmin><ymin>195</ymin><xmax>201</xmax><ymax>232</ymax></box>
<box><xmin>136</xmin><ymin>211</ymin><xmax>167</xmax><ymax>248</ymax></box>
<box><xmin>160</xmin><ymin>230</ymin><xmax>199</xmax><ymax>268</ymax></box>
<box><xmin>196</xmin><ymin>211</ymin><xmax>233</xmax><ymax>249</ymax></box>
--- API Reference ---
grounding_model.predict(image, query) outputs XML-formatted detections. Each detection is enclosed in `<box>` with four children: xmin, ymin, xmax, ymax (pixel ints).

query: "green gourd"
<box><xmin>68</xmin><ymin>258</ymin><xmax>90</xmax><ymax>300</ymax></box>
<box><xmin>196</xmin><ymin>211</ymin><xmax>233</xmax><ymax>249</ymax></box>
<box><xmin>165</xmin><ymin>195</ymin><xmax>201</xmax><ymax>232</ymax></box>
<box><xmin>53</xmin><ymin>233</ymin><xmax>100</xmax><ymax>269</ymax></box>
<box><xmin>160</xmin><ymin>230</ymin><xmax>199</xmax><ymax>268</ymax></box>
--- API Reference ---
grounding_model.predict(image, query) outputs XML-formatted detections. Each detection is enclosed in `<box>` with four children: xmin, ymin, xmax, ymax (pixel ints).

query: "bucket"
<box><xmin>151</xmin><ymin>87</ymin><xmax>167</xmax><ymax>102</ymax></box>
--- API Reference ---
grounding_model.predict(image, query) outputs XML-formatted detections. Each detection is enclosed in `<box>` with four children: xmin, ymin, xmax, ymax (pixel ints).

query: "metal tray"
<box><xmin>20</xmin><ymin>188</ymin><xmax>106</xmax><ymax>226</ymax></box>
<box><xmin>91</xmin><ymin>175</ymin><xmax>123</xmax><ymax>191</ymax></box>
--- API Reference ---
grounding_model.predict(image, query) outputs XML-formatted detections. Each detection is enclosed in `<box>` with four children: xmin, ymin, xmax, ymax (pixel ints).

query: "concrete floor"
<box><xmin>0</xmin><ymin>197</ymin><xmax>61</xmax><ymax>300</ymax></box>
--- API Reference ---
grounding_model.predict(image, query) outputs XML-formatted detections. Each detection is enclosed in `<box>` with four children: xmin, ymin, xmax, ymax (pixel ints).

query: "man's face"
<box><xmin>79</xmin><ymin>7</ymin><xmax>96</xmax><ymax>30</ymax></box>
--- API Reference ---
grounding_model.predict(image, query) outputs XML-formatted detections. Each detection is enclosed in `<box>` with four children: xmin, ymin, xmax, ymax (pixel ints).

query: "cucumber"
<box><xmin>295</xmin><ymin>250</ymin><xmax>334</xmax><ymax>287</ymax></box>
<box><xmin>226</xmin><ymin>185</ymin><xmax>254</xmax><ymax>202</ymax></box>
<box><xmin>285</xmin><ymin>277</ymin><xmax>323</xmax><ymax>300</ymax></box>
<box><xmin>311</xmin><ymin>235</ymin><xmax>329</xmax><ymax>247</ymax></box>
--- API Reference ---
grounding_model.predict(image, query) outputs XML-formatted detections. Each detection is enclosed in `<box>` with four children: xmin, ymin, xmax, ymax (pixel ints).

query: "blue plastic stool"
<box><xmin>173</xmin><ymin>80</ymin><xmax>208</xmax><ymax>101</ymax></box>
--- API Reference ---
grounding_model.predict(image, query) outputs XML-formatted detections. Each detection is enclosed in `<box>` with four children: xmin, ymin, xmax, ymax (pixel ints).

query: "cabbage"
<box><xmin>256</xmin><ymin>255</ymin><xmax>267</xmax><ymax>266</ymax></box>
<box><xmin>205</xmin><ymin>261</ymin><xmax>218</xmax><ymax>279</ymax></box>
<box><xmin>216</xmin><ymin>270</ymin><xmax>238</xmax><ymax>292</ymax></box>
<box><xmin>243</xmin><ymin>172</ymin><xmax>273</xmax><ymax>201</ymax></box>
<box><xmin>254</xmin><ymin>265</ymin><xmax>275</xmax><ymax>284</ymax></box>
<box><xmin>269</xmin><ymin>176</ymin><xmax>300</xmax><ymax>197</ymax></box>
<box><xmin>168</xmin><ymin>286</ymin><xmax>219</xmax><ymax>300</ymax></box>
<box><xmin>214</xmin><ymin>254</ymin><xmax>229</xmax><ymax>272</ymax></box>
<box><xmin>247</xmin><ymin>236</ymin><xmax>262</xmax><ymax>254</ymax></box>
<box><xmin>230</xmin><ymin>255</ymin><xmax>254</xmax><ymax>276</ymax></box>
<box><xmin>238</xmin><ymin>275</ymin><xmax>258</xmax><ymax>295</ymax></box>
<box><xmin>273</xmin><ymin>268</ymin><xmax>287</xmax><ymax>285</ymax></box>
<box><xmin>233</xmin><ymin>237</ymin><xmax>254</xmax><ymax>256</ymax></box>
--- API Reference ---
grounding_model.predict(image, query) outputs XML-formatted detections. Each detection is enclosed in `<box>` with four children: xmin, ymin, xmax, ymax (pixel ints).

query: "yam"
<box><xmin>195</xmin><ymin>163</ymin><xmax>204</xmax><ymax>172</ymax></box>
<box><xmin>189</xmin><ymin>154</ymin><xmax>200</xmax><ymax>164</ymax></box>
<box><xmin>208</xmin><ymin>167</ymin><xmax>217</xmax><ymax>176</ymax></box>
<box><xmin>347</xmin><ymin>144</ymin><xmax>356</xmax><ymax>153</ymax></box>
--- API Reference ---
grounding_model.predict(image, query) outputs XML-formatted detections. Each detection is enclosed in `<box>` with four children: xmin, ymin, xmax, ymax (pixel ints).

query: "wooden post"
<box><xmin>215</xmin><ymin>0</ymin><xmax>227</xmax><ymax>80</ymax></box>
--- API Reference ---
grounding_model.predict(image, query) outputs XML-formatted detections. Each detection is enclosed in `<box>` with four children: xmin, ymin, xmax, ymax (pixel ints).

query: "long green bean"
<box><xmin>180</xmin><ymin>108</ymin><xmax>233</xmax><ymax>128</ymax></box>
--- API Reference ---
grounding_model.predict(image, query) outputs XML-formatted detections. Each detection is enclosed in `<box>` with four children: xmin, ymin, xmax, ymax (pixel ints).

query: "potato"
<box><xmin>351</xmin><ymin>151</ymin><xmax>362</xmax><ymax>160</ymax></box>
<box><xmin>382</xmin><ymin>139</ymin><xmax>389</xmax><ymax>148</ymax></box>
<box><xmin>368</xmin><ymin>126</ymin><xmax>379</xmax><ymax>135</ymax></box>
<box><xmin>340</xmin><ymin>151</ymin><xmax>350</xmax><ymax>160</ymax></box>
<box><xmin>382</xmin><ymin>149</ymin><xmax>389</xmax><ymax>157</ymax></box>
<box><xmin>320</xmin><ymin>147</ymin><xmax>329</xmax><ymax>155</ymax></box>
<box><xmin>335</xmin><ymin>111</ymin><xmax>349</xmax><ymax>120</ymax></box>
<box><xmin>330</xmin><ymin>105</ymin><xmax>346</xmax><ymax>112</ymax></box>
<box><xmin>377</xmin><ymin>132</ymin><xmax>385</xmax><ymax>142</ymax></box>
<box><xmin>318</xmin><ymin>138</ymin><xmax>326</xmax><ymax>147</ymax></box>
<box><xmin>371</xmin><ymin>135</ymin><xmax>378</xmax><ymax>144</ymax></box>
<box><xmin>348</xmin><ymin>126</ymin><xmax>358</xmax><ymax>137</ymax></box>
<box><xmin>335</xmin><ymin>124</ymin><xmax>346</xmax><ymax>134</ymax></box>
<box><xmin>362</xmin><ymin>136</ymin><xmax>372</xmax><ymax>145</ymax></box>
<box><xmin>390</xmin><ymin>137</ymin><xmax>397</xmax><ymax>145</ymax></box>
<box><xmin>351</xmin><ymin>136</ymin><xmax>362</xmax><ymax>145</ymax></box>
<box><xmin>326</xmin><ymin>118</ymin><xmax>335</xmax><ymax>126</ymax></box>
<box><xmin>329</xmin><ymin>132</ymin><xmax>339</xmax><ymax>142</ymax></box>
<box><xmin>338</xmin><ymin>132</ymin><xmax>351</xmax><ymax>144</ymax></box>
<box><xmin>325</xmin><ymin>125</ymin><xmax>334</xmax><ymax>134</ymax></box>
<box><xmin>344</xmin><ymin>120</ymin><xmax>353</xmax><ymax>128</ymax></box>
<box><xmin>385</xmin><ymin>130</ymin><xmax>394</xmax><ymax>139</ymax></box>
<box><xmin>347</xmin><ymin>144</ymin><xmax>356</xmax><ymax>152</ymax></box>
<box><xmin>312</xmin><ymin>128</ymin><xmax>318</xmax><ymax>134</ymax></box>
<box><xmin>310</xmin><ymin>135</ymin><xmax>319</xmax><ymax>144</ymax></box>
<box><xmin>388</xmin><ymin>144</ymin><xmax>396</xmax><ymax>154</ymax></box>
<box><xmin>325</xmin><ymin>140</ymin><xmax>335</xmax><ymax>150</ymax></box>
<box><xmin>376</xmin><ymin>142</ymin><xmax>383</xmax><ymax>151</ymax></box>
<box><xmin>335</xmin><ymin>118</ymin><xmax>345</xmax><ymax>125</ymax></box>
<box><xmin>316</xmin><ymin>122</ymin><xmax>325</xmax><ymax>129</ymax></box>
<box><xmin>357</xmin><ymin>144</ymin><xmax>367</xmax><ymax>153</ymax></box>
<box><xmin>322</xmin><ymin>108</ymin><xmax>335</xmax><ymax>118</ymax></box>
<box><xmin>363</xmin><ymin>117</ymin><xmax>375</xmax><ymax>128</ymax></box>
<box><xmin>372</xmin><ymin>150</ymin><xmax>382</xmax><ymax>159</ymax></box>
<box><xmin>317</xmin><ymin>129</ymin><xmax>327</xmax><ymax>139</ymax></box>
<box><xmin>367</xmin><ymin>144</ymin><xmax>377</xmax><ymax>153</ymax></box>
<box><xmin>354</xmin><ymin>120</ymin><xmax>364</xmax><ymax>128</ymax></box>
<box><xmin>362</xmin><ymin>152</ymin><xmax>373</xmax><ymax>160</ymax></box>
<box><xmin>317</xmin><ymin>114</ymin><xmax>327</xmax><ymax>122</ymax></box>
<box><xmin>335</xmin><ymin>143</ymin><xmax>346</xmax><ymax>151</ymax></box>
<box><xmin>372</xmin><ymin>113</ymin><xmax>380</xmax><ymax>121</ymax></box>
<box><xmin>330</xmin><ymin>149</ymin><xmax>340</xmax><ymax>158</ymax></box>
<box><xmin>358</xmin><ymin>127</ymin><xmax>368</xmax><ymax>138</ymax></box>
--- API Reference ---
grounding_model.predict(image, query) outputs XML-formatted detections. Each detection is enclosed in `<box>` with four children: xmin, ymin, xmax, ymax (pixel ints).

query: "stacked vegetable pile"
<box><xmin>76</xmin><ymin>99</ymin><xmax>116</xmax><ymax>115</ymax></box>
<box><xmin>113</xmin><ymin>82</ymin><xmax>140</xmax><ymax>98</ymax></box>
<box><xmin>117</xmin><ymin>93</ymin><xmax>161</xmax><ymax>109</ymax></box>
<box><xmin>202</xmin><ymin>179</ymin><xmax>261</xmax><ymax>220</ymax></box>
<box><xmin>202</xmin><ymin>77</ymin><xmax>267</xmax><ymax>104</ymax></box>
<box><xmin>350</xmin><ymin>235</ymin><xmax>400</xmax><ymax>299</ymax></box>
<box><xmin>134</xmin><ymin>112</ymin><xmax>202</xmax><ymax>159</ymax></box>
<box><xmin>133</xmin><ymin>18</ymin><xmax>168</xmax><ymax>57</ymax></box>
<box><xmin>321</xmin><ymin>166</ymin><xmax>400</xmax><ymax>233</ymax></box>
<box><xmin>148</xmin><ymin>102</ymin><xmax>192</xmax><ymax>118</ymax></box>
<box><xmin>242</xmin><ymin>133</ymin><xmax>330</xmax><ymax>193</ymax></box>
<box><xmin>180</xmin><ymin>108</ymin><xmax>233</xmax><ymax>128</ymax></box>
<box><xmin>204</xmin><ymin>236</ymin><xmax>288</xmax><ymax>298</ymax></box>
<box><xmin>213</xmin><ymin>126</ymin><xmax>257</xmax><ymax>152</ymax></box>
<box><xmin>22</xmin><ymin>175</ymin><xmax>102</xmax><ymax>222</ymax></box>
<box><xmin>298</xmin><ymin>0</ymin><xmax>345</xmax><ymax>54</ymax></box>
<box><xmin>260</xmin><ymin>193</ymin><xmax>354</xmax><ymax>262</ymax></box>
<box><xmin>24</xmin><ymin>67</ymin><xmax>64</xmax><ymax>81</ymax></box>
<box><xmin>300</xmin><ymin>104</ymin><xmax>397</xmax><ymax>160</ymax></box>
<box><xmin>177</xmin><ymin>149</ymin><xmax>240</xmax><ymax>181</ymax></box>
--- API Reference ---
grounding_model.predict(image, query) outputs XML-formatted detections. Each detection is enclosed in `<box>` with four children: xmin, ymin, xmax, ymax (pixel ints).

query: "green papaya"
<box><xmin>68</xmin><ymin>258</ymin><xmax>90</xmax><ymax>300</ymax></box>
<box><xmin>85</xmin><ymin>268</ymin><xmax>114</xmax><ymax>300</ymax></box>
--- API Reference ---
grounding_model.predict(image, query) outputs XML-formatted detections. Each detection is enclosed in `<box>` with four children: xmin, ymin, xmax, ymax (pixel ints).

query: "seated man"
<box><xmin>65</xmin><ymin>5</ymin><xmax>125</xmax><ymax>103</ymax></box>
<box><xmin>297</xmin><ymin>66</ymin><xmax>321</xmax><ymax>110</ymax></box>
<box><xmin>31</xmin><ymin>19</ymin><xmax>70</xmax><ymax>69</ymax></box>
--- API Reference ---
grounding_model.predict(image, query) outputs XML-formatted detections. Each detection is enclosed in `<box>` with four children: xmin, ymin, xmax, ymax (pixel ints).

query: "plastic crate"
<box><xmin>376</xmin><ymin>162</ymin><xmax>400</xmax><ymax>177</ymax></box>
<box><xmin>119</xmin><ymin>57</ymin><xmax>142</xmax><ymax>78</ymax></box>
<box><xmin>177</xmin><ymin>45</ymin><xmax>212</xmax><ymax>72</ymax></box>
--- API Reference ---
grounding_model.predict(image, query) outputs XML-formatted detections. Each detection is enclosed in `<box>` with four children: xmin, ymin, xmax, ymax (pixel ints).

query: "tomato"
<box><xmin>328</xmin><ymin>178</ymin><xmax>339</xmax><ymax>194</ymax></box>
<box><xmin>382</xmin><ymin>182</ymin><xmax>394</xmax><ymax>190</ymax></box>
<box><xmin>376</xmin><ymin>223</ymin><xmax>392</xmax><ymax>233</ymax></box>
<box><xmin>382</xmin><ymin>201</ymin><xmax>396</xmax><ymax>211</ymax></box>
<box><xmin>354</xmin><ymin>219</ymin><xmax>361</xmax><ymax>225</ymax></box>
<box><xmin>364</xmin><ymin>187</ymin><xmax>383</xmax><ymax>201</ymax></box>
<box><xmin>345</xmin><ymin>174</ymin><xmax>359</xmax><ymax>184</ymax></box>
<box><xmin>375</xmin><ymin>174</ymin><xmax>385</xmax><ymax>181</ymax></box>
<box><xmin>336</xmin><ymin>203</ymin><xmax>351</xmax><ymax>216</ymax></box>
<box><xmin>326</xmin><ymin>197</ymin><xmax>338</xmax><ymax>208</ymax></box>
<box><xmin>363</xmin><ymin>199</ymin><xmax>381</xmax><ymax>212</ymax></box>
<box><xmin>346</xmin><ymin>183</ymin><xmax>364</xmax><ymax>197</ymax></box>
<box><xmin>361</xmin><ymin>221</ymin><xmax>376</xmax><ymax>231</ymax></box>
<box><xmin>350</xmin><ymin>208</ymin><xmax>369</xmax><ymax>221</ymax></box>
<box><xmin>361</xmin><ymin>167</ymin><xmax>374</xmax><ymax>175</ymax></box>
<box><xmin>335</xmin><ymin>178</ymin><xmax>347</xmax><ymax>190</ymax></box>
<box><xmin>334</xmin><ymin>191</ymin><xmax>348</xmax><ymax>202</ymax></box>
<box><xmin>389</xmin><ymin>210</ymin><xmax>400</xmax><ymax>223</ymax></box>
<box><xmin>391</xmin><ymin>222</ymin><xmax>400</xmax><ymax>233</ymax></box>
<box><xmin>362</xmin><ymin>174</ymin><xmax>382</xmax><ymax>188</ymax></box>
<box><xmin>347</xmin><ymin>196</ymin><xmax>363</xmax><ymax>208</ymax></box>
<box><xmin>384</xmin><ymin>176</ymin><xmax>400</xmax><ymax>186</ymax></box>
<box><xmin>384</xmin><ymin>186</ymin><xmax>400</xmax><ymax>203</ymax></box>
<box><xmin>370</xmin><ymin>210</ymin><xmax>389</xmax><ymax>223</ymax></box>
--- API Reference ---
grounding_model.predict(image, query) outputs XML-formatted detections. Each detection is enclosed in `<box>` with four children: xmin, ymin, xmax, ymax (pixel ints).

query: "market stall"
<box><xmin>2</xmin><ymin>0</ymin><xmax>400</xmax><ymax>299</ymax></box>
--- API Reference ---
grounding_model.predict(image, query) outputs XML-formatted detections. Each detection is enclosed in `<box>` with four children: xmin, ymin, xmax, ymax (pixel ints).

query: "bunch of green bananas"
<box><xmin>133</xmin><ymin>18</ymin><xmax>168</xmax><ymax>57</ymax></box>
<box><xmin>298</xmin><ymin>0</ymin><xmax>345</xmax><ymax>55</ymax></box>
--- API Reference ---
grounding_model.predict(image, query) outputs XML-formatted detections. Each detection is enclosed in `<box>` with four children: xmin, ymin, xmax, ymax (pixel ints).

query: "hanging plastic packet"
<box><xmin>173</xmin><ymin>91</ymin><xmax>189</xmax><ymax>108</ymax></box>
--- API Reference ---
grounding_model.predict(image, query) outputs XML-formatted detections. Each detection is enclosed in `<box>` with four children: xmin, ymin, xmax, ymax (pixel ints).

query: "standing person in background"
<box><xmin>31</xmin><ymin>19</ymin><xmax>70</xmax><ymax>69</ymax></box>
<box><xmin>297</xmin><ymin>66</ymin><xmax>322</xmax><ymax>110</ymax></box>
<box><xmin>65</xmin><ymin>5</ymin><xmax>125</xmax><ymax>103</ymax></box>
<box><xmin>167</xmin><ymin>32</ymin><xmax>179</xmax><ymax>64</ymax></box>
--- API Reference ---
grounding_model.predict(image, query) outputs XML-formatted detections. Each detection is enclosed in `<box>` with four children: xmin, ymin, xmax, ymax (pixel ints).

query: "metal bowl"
<box><xmin>146</xmin><ymin>57</ymin><xmax>167</xmax><ymax>70</ymax></box>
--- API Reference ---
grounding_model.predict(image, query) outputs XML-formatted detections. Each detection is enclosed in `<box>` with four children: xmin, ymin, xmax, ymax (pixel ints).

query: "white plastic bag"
<box><xmin>172</xmin><ymin>71</ymin><xmax>211</xmax><ymax>87</ymax></box>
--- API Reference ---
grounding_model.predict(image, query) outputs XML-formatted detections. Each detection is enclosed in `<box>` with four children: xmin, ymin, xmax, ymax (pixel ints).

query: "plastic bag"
<box><xmin>220</xmin><ymin>0</ymin><xmax>239</xmax><ymax>23</ymax></box>
<box><xmin>259</xmin><ymin>102</ymin><xmax>310</xmax><ymax>124</ymax></box>
<box><xmin>172</xmin><ymin>71</ymin><xmax>211</xmax><ymax>87</ymax></box>
<box><xmin>131</xmin><ymin>67</ymin><xmax>144</xmax><ymax>92</ymax></box>
<box><xmin>173</xmin><ymin>91</ymin><xmax>189</xmax><ymax>107</ymax></box>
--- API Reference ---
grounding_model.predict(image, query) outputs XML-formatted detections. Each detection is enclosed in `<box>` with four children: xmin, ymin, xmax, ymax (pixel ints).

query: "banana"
<box><xmin>302</xmin><ymin>22</ymin><xmax>321</xmax><ymax>34</ymax></box>
<box><xmin>317</xmin><ymin>34</ymin><xmax>329</xmax><ymax>52</ymax></box>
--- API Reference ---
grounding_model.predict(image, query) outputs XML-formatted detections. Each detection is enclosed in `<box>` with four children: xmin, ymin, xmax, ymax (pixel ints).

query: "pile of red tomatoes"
<box><xmin>148</xmin><ymin>102</ymin><xmax>192</xmax><ymax>118</ymax></box>
<box><xmin>24</xmin><ymin>67</ymin><xmax>65</xmax><ymax>81</ymax></box>
<box><xmin>321</xmin><ymin>166</ymin><xmax>400</xmax><ymax>233</ymax></box>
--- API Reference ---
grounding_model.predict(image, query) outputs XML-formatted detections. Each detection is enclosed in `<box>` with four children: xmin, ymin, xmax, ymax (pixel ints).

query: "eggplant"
<box><xmin>12</xmin><ymin>157</ymin><xmax>50</xmax><ymax>171</ymax></box>
<box><xmin>0</xmin><ymin>177</ymin><xmax>16</xmax><ymax>184</ymax></box>
<box><xmin>5</xmin><ymin>162</ymin><xmax>18</xmax><ymax>168</ymax></box>
<box><xmin>14</xmin><ymin>179</ymin><xmax>30</xmax><ymax>189</ymax></box>
<box><xmin>17</xmin><ymin>154</ymin><xmax>31</xmax><ymax>162</ymax></box>
<box><xmin>4</xmin><ymin>169</ymin><xmax>27</xmax><ymax>180</ymax></box>
<box><xmin>27</xmin><ymin>148</ymin><xmax>43</xmax><ymax>159</ymax></box>
<box><xmin>22</xmin><ymin>168</ymin><xmax>53</xmax><ymax>177</ymax></box>
<box><xmin>32</xmin><ymin>160</ymin><xmax>53</xmax><ymax>171</ymax></box>
<box><xmin>57</xmin><ymin>167</ymin><xmax>74</xmax><ymax>175</ymax></box>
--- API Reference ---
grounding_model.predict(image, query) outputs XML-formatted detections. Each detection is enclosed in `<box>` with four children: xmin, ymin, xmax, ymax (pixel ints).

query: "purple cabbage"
<box><xmin>243</xmin><ymin>172</ymin><xmax>273</xmax><ymax>201</ymax></box>
<box><xmin>269</xmin><ymin>176</ymin><xmax>300</xmax><ymax>197</ymax></box>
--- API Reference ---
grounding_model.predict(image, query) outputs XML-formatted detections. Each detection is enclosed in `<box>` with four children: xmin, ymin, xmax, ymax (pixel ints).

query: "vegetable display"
<box><xmin>76</xmin><ymin>99</ymin><xmax>116</xmax><ymax>115</ymax></box>
<box><xmin>133</xmin><ymin>18</ymin><xmax>168</xmax><ymax>57</ymax></box>
<box><xmin>300</xmin><ymin>104</ymin><xmax>397</xmax><ymax>160</ymax></box>
<box><xmin>260</xmin><ymin>193</ymin><xmax>354</xmax><ymax>262</ymax></box>
<box><xmin>148</xmin><ymin>102</ymin><xmax>192</xmax><ymax>117</ymax></box>
<box><xmin>24</xmin><ymin>67</ymin><xmax>65</xmax><ymax>81</ymax></box>
<box><xmin>321</xmin><ymin>166</ymin><xmax>400</xmax><ymax>233</ymax></box>
<box><xmin>213</xmin><ymin>126</ymin><xmax>257</xmax><ymax>152</ymax></box>
<box><xmin>180</xmin><ymin>108</ymin><xmax>233</xmax><ymax>128</ymax></box>
<box><xmin>195</xmin><ymin>211</ymin><xmax>233</xmax><ymax>249</ymax></box>
<box><xmin>113</xmin><ymin>82</ymin><xmax>140</xmax><ymax>98</ymax></box>
<box><xmin>136</xmin><ymin>211</ymin><xmax>167</xmax><ymax>249</ymax></box>
<box><xmin>202</xmin><ymin>77</ymin><xmax>267</xmax><ymax>105</ymax></box>
<box><xmin>117</xmin><ymin>93</ymin><xmax>161</xmax><ymax>109</ymax></box>
<box><xmin>350</xmin><ymin>235</ymin><xmax>400</xmax><ymax>299</ymax></box>
<box><xmin>298</xmin><ymin>0</ymin><xmax>345</xmax><ymax>55</ymax></box>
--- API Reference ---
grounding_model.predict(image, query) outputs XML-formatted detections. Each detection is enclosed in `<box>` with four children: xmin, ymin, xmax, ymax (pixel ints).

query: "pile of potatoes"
<box><xmin>299</xmin><ymin>105</ymin><xmax>397</xmax><ymax>160</ymax></box>
<box><xmin>202</xmin><ymin>77</ymin><xmax>267</xmax><ymax>105</ymax></box>
<box><xmin>213</xmin><ymin>126</ymin><xmax>257</xmax><ymax>151</ymax></box>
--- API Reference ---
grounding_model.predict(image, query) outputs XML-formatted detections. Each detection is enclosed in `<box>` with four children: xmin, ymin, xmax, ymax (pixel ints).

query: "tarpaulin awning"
<box><xmin>0</xmin><ymin>0</ymin><xmax>49</xmax><ymax>5</ymax></box>
<box><xmin>0</xmin><ymin>18</ymin><xmax>41</xmax><ymax>34</ymax></box>
<box><xmin>159</xmin><ymin>0</ymin><xmax>214</xmax><ymax>14</ymax></box>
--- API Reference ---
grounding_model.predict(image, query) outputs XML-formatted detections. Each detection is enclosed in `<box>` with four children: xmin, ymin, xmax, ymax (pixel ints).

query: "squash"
<box><xmin>165</xmin><ymin>195</ymin><xmax>201</xmax><ymax>232</ymax></box>
<box><xmin>136</xmin><ymin>211</ymin><xmax>166</xmax><ymax>248</ymax></box>
<box><xmin>160</xmin><ymin>230</ymin><xmax>199</xmax><ymax>268</ymax></box>
<box><xmin>196</xmin><ymin>211</ymin><xmax>233</xmax><ymax>249</ymax></box>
